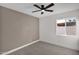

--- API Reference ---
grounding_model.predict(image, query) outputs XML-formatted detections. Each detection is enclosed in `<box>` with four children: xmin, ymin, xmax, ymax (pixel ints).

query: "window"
<box><xmin>56</xmin><ymin>17</ymin><xmax>76</xmax><ymax>36</ymax></box>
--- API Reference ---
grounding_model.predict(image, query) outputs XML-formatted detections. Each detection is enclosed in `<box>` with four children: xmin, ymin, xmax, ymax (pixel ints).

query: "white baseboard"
<box><xmin>1</xmin><ymin>40</ymin><xmax>39</xmax><ymax>55</ymax></box>
<box><xmin>40</xmin><ymin>40</ymin><xmax>79</xmax><ymax>51</ymax></box>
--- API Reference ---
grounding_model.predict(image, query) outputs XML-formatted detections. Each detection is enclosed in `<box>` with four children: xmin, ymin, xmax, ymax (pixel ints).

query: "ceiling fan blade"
<box><xmin>45</xmin><ymin>3</ymin><xmax>54</xmax><ymax>9</ymax></box>
<box><xmin>45</xmin><ymin>10</ymin><xmax>53</xmax><ymax>12</ymax></box>
<box><xmin>34</xmin><ymin>4</ymin><xmax>41</xmax><ymax>9</ymax></box>
<box><xmin>41</xmin><ymin>12</ymin><xmax>44</xmax><ymax>14</ymax></box>
<box><xmin>32</xmin><ymin>10</ymin><xmax>41</xmax><ymax>13</ymax></box>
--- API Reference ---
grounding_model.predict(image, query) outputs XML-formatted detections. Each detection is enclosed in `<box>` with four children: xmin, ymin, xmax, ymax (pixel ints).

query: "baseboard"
<box><xmin>1</xmin><ymin>40</ymin><xmax>40</xmax><ymax>55</ymax></box>
<box><xmin>40</xmin><ymin>40</ymin><xmax>79</xmax><ymax>51</ymax></box>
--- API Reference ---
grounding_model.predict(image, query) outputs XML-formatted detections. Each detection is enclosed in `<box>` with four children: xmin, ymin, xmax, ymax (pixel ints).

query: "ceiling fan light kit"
<box><xmin>32</xmin><ymin>3</ymin><xmax>55</xmax><ymax>15</ymax></box>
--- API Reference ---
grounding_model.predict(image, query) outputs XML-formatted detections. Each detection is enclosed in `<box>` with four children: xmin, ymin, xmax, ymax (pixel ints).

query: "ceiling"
<box><xmin>0</xmin><ymin>3</ymin><xmax>79</xmax><ymax>18</ymax></box>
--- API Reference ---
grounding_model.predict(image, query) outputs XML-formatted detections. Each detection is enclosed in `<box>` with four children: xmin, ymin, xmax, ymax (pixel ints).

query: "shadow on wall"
<box><xmin>77</xmin><ymin>35</ymin><xmax>79</xmax><ymax>51</ymax></box>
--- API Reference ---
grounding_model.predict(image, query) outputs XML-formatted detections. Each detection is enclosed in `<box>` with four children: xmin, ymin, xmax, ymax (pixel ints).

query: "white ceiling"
<box><xmin>0</xmin><ymin>3</ymin><xmax>79</xmax><ymax>18</ymax></box>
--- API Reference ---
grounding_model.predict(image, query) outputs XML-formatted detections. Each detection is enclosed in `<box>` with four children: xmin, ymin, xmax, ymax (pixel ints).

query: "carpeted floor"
<box><xmin>9</xmin><ymin>41</ymin><xmax>79</xmax><ymax>55</ymax></box>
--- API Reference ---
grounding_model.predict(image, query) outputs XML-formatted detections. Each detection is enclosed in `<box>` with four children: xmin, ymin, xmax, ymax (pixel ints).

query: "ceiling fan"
<box><xmin>32</xmin><ymin>3</ymin><xmax>55</xmax><ymax>15</ymax></box>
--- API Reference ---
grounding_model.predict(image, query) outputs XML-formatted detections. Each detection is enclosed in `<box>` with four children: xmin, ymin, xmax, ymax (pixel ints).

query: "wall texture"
<box><xmin>40</xmin><ymin>9</ymin><xmax>79</xmax><ymax>50</ymax></box>
<box><xmin>0</xmin><ymin>6</ymin><xmax>39</xmax><ymax>53</ymax></box>
<box><xmin>0</xmin><ymin>7</ymin><xmax>2</xmax><ymax>53</ymax></box>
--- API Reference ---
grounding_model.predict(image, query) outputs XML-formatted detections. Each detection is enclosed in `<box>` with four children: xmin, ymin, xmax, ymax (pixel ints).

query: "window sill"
<box><xmin>56</xmin><ymin>34</ymin><xmax>77</xmax><ymax>37</ymax></box>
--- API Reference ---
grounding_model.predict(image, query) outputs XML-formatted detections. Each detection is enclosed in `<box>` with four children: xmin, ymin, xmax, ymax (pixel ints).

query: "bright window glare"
<box><xmin>57</xmin><ymin>19</ymin><xmax>65</xmax><ymax>23</ymax></box>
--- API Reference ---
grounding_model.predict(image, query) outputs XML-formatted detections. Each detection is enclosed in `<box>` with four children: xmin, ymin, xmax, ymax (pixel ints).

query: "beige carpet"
<box><xmin>9</xmin><ymin>41</ymin><xmax>79</xmax><ymax>55</ymax></box>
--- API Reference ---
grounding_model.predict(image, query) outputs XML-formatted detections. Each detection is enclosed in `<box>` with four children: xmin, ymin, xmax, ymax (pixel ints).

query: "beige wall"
<box><xmin>0</xmin><ymin>6</ymin><xmax>39</xmax><ymax>53</ymax></box>
<box><xmin>0</xmin><ymin>8</ymin><xmax>2</xmax><ymax>53</ymax></box>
